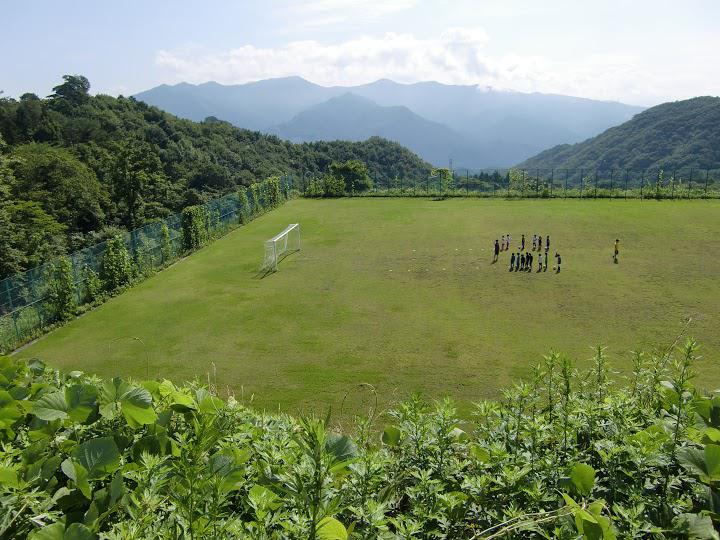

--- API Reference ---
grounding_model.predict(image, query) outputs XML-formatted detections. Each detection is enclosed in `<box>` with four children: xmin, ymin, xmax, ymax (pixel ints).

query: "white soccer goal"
<box><xmin>262</xmin><ymin>223</ymin><xmax>301</xmax><ymax>273</ymax></box>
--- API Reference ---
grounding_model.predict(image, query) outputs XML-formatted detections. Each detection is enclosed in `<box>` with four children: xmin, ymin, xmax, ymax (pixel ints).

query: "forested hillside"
<box><xmin>518</xmin><ymin>96</ymin><xmax>720</xmax><ymax>170</ymax></box>
<box><xmin>0</xmin><ymin>76</ymin><xmax>432</xmax><ymax>278</ymax></box>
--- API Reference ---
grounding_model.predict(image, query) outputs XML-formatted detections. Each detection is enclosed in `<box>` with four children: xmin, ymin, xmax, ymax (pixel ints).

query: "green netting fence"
<box><xmin>287</xmin><ymin>167</ymin><xmax>720</xmax><ymax>199</ymax></box>
<box><xmin>0</xmin><ymin>176</ymin><xmax>293</xmax><ymax>353</ymax></box>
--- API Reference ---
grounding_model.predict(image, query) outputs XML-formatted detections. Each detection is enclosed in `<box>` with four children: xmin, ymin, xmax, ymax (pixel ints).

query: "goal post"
<box><xmin>262</xmin><ymin>223</ymin><xmax>301</xmax><ymax>273</ymax></box>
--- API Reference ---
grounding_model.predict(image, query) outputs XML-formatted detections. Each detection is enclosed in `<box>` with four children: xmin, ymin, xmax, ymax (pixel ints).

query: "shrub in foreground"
<box><xmin>0</xmin><ymin>341</ymin><xmax>719</xmax><ymax>538</ymax></box>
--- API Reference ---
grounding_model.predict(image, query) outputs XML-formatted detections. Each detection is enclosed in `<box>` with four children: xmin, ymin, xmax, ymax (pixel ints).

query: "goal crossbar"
<box><xmin>262</xmin><ymin>223</ymin><xmax>300</xmax><ymax>273</ymax></box>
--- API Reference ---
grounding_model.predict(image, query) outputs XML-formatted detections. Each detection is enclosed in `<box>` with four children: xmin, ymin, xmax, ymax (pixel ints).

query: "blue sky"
<box><xmin>2</xmin><ymin>0</ymin><xmax>719</xmax><ymax>105</ymax></box>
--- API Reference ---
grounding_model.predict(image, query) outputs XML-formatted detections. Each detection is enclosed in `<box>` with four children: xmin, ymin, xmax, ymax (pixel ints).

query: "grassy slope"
<box><xmin>17</xmin><ymin>199</ymin><xmax>720</xmax><ymax>415</ymax></box>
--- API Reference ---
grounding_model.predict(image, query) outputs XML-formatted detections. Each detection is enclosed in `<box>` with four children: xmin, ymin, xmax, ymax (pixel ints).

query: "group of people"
<box><xmin>493</xmin><ymin>234</ymin><xmax>562</xmax><ymax>273</ymax></box>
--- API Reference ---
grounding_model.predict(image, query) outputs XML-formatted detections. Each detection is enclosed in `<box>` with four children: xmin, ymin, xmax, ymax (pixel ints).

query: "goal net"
<box><xmin>262</xmin><ymin>223</ymin><xmax>301</xmax><ymax>273</ymax></box>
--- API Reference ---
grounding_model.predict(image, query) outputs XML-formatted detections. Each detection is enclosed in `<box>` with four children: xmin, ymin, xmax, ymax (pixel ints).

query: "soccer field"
<box><xmin>16</xmin><ymin>198</ymin><xmax>720</xmax><ymax>415</ymax></box>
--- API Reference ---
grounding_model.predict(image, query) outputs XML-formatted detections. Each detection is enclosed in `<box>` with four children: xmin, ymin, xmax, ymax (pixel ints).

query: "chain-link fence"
<box><xmin>284</xmin><ymin>168</ymin><xmax>720</xmax><ymax>199</ymax></box>
<box><xmin>0</xmin><ymin>176</ymin><xmax>294</xmax><ymax>353</ymax></box>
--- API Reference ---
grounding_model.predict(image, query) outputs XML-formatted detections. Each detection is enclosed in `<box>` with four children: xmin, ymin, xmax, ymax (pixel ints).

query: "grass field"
<box><xmin>16</xmin><ymin>198</ymin><xmax>720</xmax><ymax>415</ymax></box>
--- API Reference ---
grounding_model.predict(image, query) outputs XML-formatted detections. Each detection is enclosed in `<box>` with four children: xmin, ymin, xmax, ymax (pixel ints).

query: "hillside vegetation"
<box><xmin>0</xmin><ymin>76</ymin><xmax>431</xmax><ymax>278</ymax></box>
<box><xmin>1</xmin><ymin>341</ymin><xmax>719</xmax><ymax>538</ymax></box>
<box><xmin>518</xmin><ymin>97</ymin><xmax>720</xmax><ymax>171</ymax></box>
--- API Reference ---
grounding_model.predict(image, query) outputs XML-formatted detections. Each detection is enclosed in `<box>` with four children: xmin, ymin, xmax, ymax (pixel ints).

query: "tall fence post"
<box><xmin>609</xmin><ymin>169</ymin><xmax>614</xmax><ymax>198</ymax></box>
<box><xmin>671</xmin><ymin>170</ymin><xmax>676</xmax><ymax>199</ymax></box>
<box><xmin>594</xmin><ymin>171</ymin><xmax>598</xmax><ymax>198</ymax></box>
<box><xmin>550</xmin><ymin>169</ymin><xmax>554</xmax><ymax>197</ymax></box>
<box><xmin>580</xmin><ymin>169</ymin><xmax>584</xmax><ymax>199</ymax></box>
<box><xmin>624</xmin><ymin>169</ymin><xmax>628</xmax><ymax>199</ymax></box>
<box><xmin>564</xmin><ymin>169</ymin><xmax>568</xmax><ymax>199</ymax></box>
<box><xmin>640</xmin><ymin>171</ymin><xmax>644</xmax><ymax>200</ymax></box>
<box><xmin>466</xmin><ymin>170</ymin><xmax>469</xmax><ymax>196</ymax></box>
<box><xmin>705</xmin><ymin>169</ymin><xmax>709</xmax><ymax>198</ymax></box>
<box><xmin>535</xmin><ymin>168</ymin><xmax>540</xmax><ymax>197</ymax></box>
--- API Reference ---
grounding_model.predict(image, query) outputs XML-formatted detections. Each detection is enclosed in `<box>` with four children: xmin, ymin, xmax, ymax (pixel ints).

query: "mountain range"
<box><xmin>134</xmin><ymin>77</ymin><xmax>644</xmax><ymax>168</ymax></box>
<box><xmin>518</xmin><ymin>96</ymin><xmax>720</xmax><ymax>171</ymax></box>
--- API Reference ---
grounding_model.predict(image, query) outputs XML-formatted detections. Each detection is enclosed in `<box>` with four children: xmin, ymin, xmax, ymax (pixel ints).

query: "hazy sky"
<box><xmin>2</xmin><ymin>0</ymin><xmax>719</xmax><ymax>106</ymax></box>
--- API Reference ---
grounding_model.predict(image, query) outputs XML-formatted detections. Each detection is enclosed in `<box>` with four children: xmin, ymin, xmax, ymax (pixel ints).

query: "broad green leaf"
<box><xmin>0</xmin><ymin>466</ymin><xmax>19</xmax><ymax>488</ymax></box>
<box><xmin>65</xmin><ymin>384</ymin><xmax>98</xmax><ymax>423</ymax></box>
<box><xmin>71</xmin><ymin>437</ymin><xmax>121</xmax><ymax>480</ymax></box>
<box><xmin>109</xmin><ymin>471</ymin><xmax>125</xmax><ymax>505</ymax></box>
<box><xmin>196</xmin><ymin>388</ymin><xmax>224</xmax><ymax>414</ymax></box>
<box><xmin>317</xmin><ymin>517</ymin><xmax>348</xmax><ymax>540</ymax></box>
<box><xmin>100</xmin><ymin>377</ymin><xmax>131</xmax><ymax>404</ymax></box>
<box><xmin>141</xmin><ymin>380</ymin><xmax>161</xmax><ymax>401</ymax></box>
<box><xmin>679</xmin><ymin>444</ymin><xmax>720</xmax><ymax>483</ymax></box>
<box><xmin>449</xmin><ymin>427</ymin><xmax>468</xmax><ymax>441</ymax></box>
<box><xmin>64</xmin><ymin>523</ymin><xmax>95</xmax><ymax>540</ymax></box>
<box><xmin>121</xmin><ymin>386</ymin><xmax>152</xmax><ymax>408</ymax></box>
<box><xmin>0</xmin><ymin>389</ymin><xmax>15</xmax><ymax>406</ymax></box>
<box><xmin>27</xmin><ymin>358</ymin><xmax>46</xmax><ymax>375</ymax></box>
<box><xmin>570</xmin><ymin>463</ymin><xmax>596</xmax><ymax>496</ymax></box>
<box><xmin>158</xmin><ymin>379</ymin><xmax>176</xmax><ymax>397</ymax></box>
<box><xmin>326</xmin><ymin>433</ymin><xmax>358</xmax><ymax>464</ymax></box>
<box><xmin>381</xmin><ymin>425</ymin><xmax>401</xmax><ymax>446</ymax></box>
<box><xmin>32</xmin><ymin>392</ymin><xmax>69</xmax><ymax>421</ymax></box>
<box><xmin>469</xmin><ymin>443</ymin><xmax>491</xmax><ymax>462</ymax></box>
<box><xmin>703</xmin><ymin>427</ymin><xmax>720</xmax><ymax>443</ymax></box>
<box><xmin>0</xmin><ymin>401</ymin><xmax>23</xmax><ymax>426</ymax></box>
<box><xmin>249</xmin><ymin>483</ymin><xmax>280</xmax><ymax>520</ymax></box>
<box><xmin>28</xmin><ymin>523</ymin><xmax>65</xmax><ymax>540</ymax></box>
<box><xmin>121</xmin><ymin>399</ymin><xmax>157</xmax><ymax>429</ymax></box>
<box><xmin>673</xmin><ymin>513</ymin><xmax>720</xmax><ymax>540</ymax></box>
<box><xmin>249</xmin><ymin>484</ymin><xmax>281</xmax><ymax>510</ymax></box>
<box><xmin>61</xmin><ymin>459</ymin><xmax>91</xmax><ymax>499</ymax></box>
<box><xmin>9</xmin><ymin>385</ymin><xmax>29</xmax><ymax>400</ymax></box>
<box><xmin>100</xmin><ymin>381</ymin><xmax>156</xmax><ymax>428</ymax></box>
<box><xmin>167</xmin><ymin>390</ymin><xmax>196</xmax><ymax>412</ymax></box>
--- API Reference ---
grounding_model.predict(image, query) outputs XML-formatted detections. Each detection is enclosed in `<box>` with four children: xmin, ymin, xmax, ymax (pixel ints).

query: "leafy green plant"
<box><xmin>181</xmin><ymin>205</ymin><xmax>208</xmax><ymax>252</ymax></box>
<box><xmin>48</xmin><ymin>256</ymin><xmax>76</xmax><ymax>321</ymax></box>
<box><xmin>237</xmin><ymin>188</ymin><xmax>250</xmax><ymax>224</ymax></box>
<box><xmin>100</xmin><ymin>235</ymin><xmax>133</xmax><ymax>292</ymax></box>
<box><xmin>82</xmin><ymin>264</ymin><xmax>102</xmax><ymax>304</ymax></box>
<box><xmin>160</xmin><ymin>222</ymin><xmax>172</xmax><ymax>263</ymax></box>
<box><xmin>1</xmin><ymin>339</ymin><xmax>718</xmax><ymax>538</ymax></box>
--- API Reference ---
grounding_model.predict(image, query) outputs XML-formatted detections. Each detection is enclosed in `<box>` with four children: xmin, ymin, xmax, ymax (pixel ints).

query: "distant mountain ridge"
<box><xmin>134</xmin><ymin>77</ymin><xmax>644</xmax><ymax>168</ymax></box>
<box><xmin>269</xmin><ymin>93</ymin><xmax>482</xmax><ymax>167</ymax></box>
<box><xmin>517</xmin><ymin>96</ymin><xmax>720</xmax><ymax>170</ymax></box>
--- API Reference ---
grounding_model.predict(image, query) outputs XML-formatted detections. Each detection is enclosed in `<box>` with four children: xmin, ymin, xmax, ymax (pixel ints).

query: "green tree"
<box><xmin>0</xmin><ymin>200</ymin><xmax>66</xmax><ymax>276</ymax></box>
<box><xmin>100</xmin><ymin>235</ymin><xmax>133</xmax><ymax>291</ymax></box>
<box><xmin>329</xmin><ymin>160</ymin><xmax>372</xmax><ymax>193</ymax></box>
<box><xmin>112</xmin><ymin>141</ymin><xmax>167</xmax><ymax>228</ymax></box>
<box><xmin>49</xmin><ymin>256</ymin><xmax>77</xmax><ymax>320</ymax></box>
<box><xmin>49</xmin><ymin>75</ymin><xmax>91</xmax><ymax>107</ymax></box>
<box><xmin>10</xmin><ymin>143</ymin><xmax>106</xmax><ymax>233</ymax></box>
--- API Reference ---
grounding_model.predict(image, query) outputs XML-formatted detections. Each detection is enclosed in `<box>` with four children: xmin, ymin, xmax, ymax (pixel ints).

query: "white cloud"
<box><xmin>155</xmin><ymin>28</ymin><xmax>719</xmax><ymax>105</ymax></box>
<box><xmin>286</xmin><ymin>0</ymin><xmax>417</xmax><ymax>22</ymax></box>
